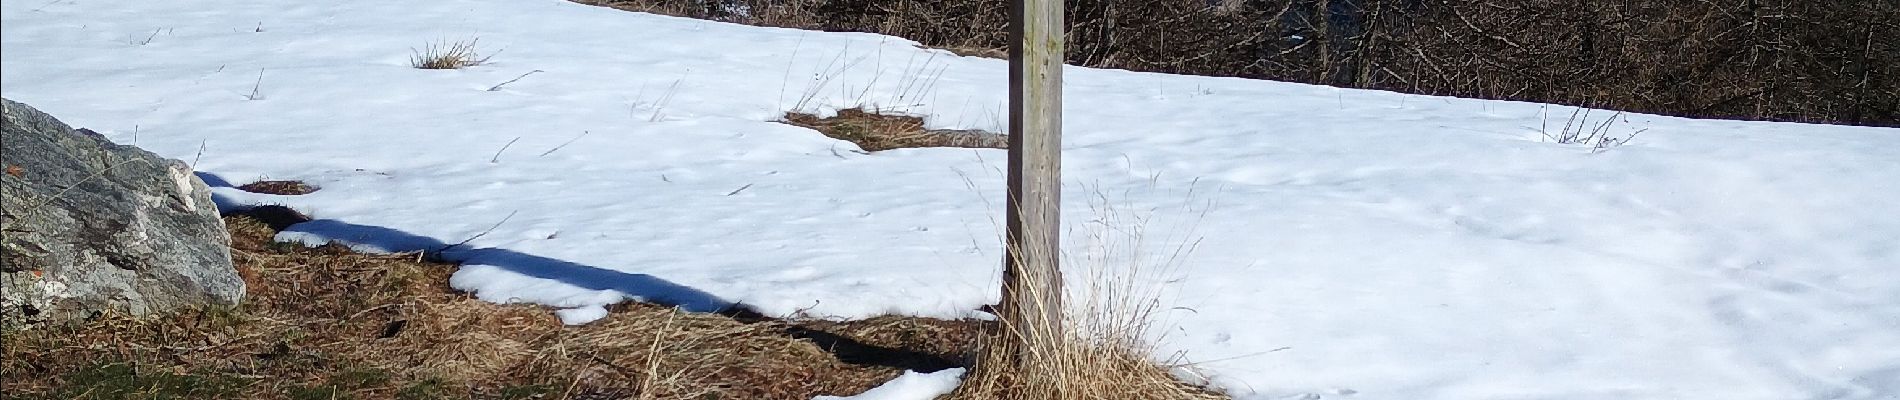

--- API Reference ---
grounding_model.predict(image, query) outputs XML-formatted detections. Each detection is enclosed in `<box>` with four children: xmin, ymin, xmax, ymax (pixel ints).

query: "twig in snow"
<box><xmin>1592</xmin><ymin>128</ymin><xmax>1649</xmax><ymax>154</ymax></box>
<box><xmin>490</xmin><ymin>137</ymin><xmax>521</xmax><ymax>163</ymax></box>
<box><xmin>776</xmin><ymin>34</ymin><xmax>808</xmax><ymax>112</ymax></box>
<box><xmin>1175</xmin><ymin>346</ymin><xmax>1293</xmax><ymax>368</ymax></box>
<box><xmin>649</xmin><ymin>76</ymin><xmax>686</xmax><ymax>122</ymax></box>
<box><xmin>244</xmin><ymin>69</ymin><xmax>265</xmax><ymax>100</ymax></box>
<box><xmin>538</xmin><ymin>131</ymin><xmax>589</xmax><ymax>157</ymax></box>
<box><xmin>190</xmin><ymin>139</ymin><xmax>207</xmax><ymax>169</ymax></box>
<box><xmin>487</xmin><ymin>69</ymin><xmax>544</xmax><ymax>92</ymax></box>
<box><xmin>31</xmin><ymin>0</ymin><xmax>76</xmax><ymax>12</ymax></box>
<box><xmin>435</xmin><ymin>210</ymin><xmax>518</xmax><ymax>254</ymax></box>
<box><xmin>134</xmin><ymin>29</ymin><xmax>160</xmax><ymax>46</ymax></box>
<box><xmin>725</xmin><ymin>183</ymin><xmax>754</xmax><ymax>196</ymax></box>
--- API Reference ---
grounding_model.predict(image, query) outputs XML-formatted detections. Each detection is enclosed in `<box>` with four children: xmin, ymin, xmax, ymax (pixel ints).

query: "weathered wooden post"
<box><xmin>1002</xmin><ymin>0</ymin><xmax>1064</xmax><ymax>366</ymax></box>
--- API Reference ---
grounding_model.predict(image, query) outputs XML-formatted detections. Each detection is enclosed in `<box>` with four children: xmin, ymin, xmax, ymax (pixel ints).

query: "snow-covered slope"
<box><xmin>6</xmin><ymin>1</ymin><xmax>1898</xmax><ymax>399</ymax></box>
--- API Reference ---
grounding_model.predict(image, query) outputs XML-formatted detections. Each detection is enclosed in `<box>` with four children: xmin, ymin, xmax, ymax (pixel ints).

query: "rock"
<box><xmin>1</xmin><ymin>98</ymin><xmax>242</xmax><ymax>329</ymax></box>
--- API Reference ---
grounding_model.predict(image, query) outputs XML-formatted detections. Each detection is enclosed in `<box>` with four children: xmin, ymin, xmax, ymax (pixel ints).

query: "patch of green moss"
<box><xmin>496</xmin><ymin>383</ymin><xmax>556</xmax><ymax>400</ymax></box>
<box><xmin>57</xmin><ymin>362</ymin><xmax>250</xmax><ymax>400</ymax></box>
<box><xmin>395</xmin><ymin>378</ymin><xmax>451</xmax><ymax>400</ymax></box>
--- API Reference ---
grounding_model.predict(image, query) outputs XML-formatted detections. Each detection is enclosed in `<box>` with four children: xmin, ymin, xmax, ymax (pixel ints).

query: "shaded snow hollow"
<box><xmin>5</xmin><ymin>0</ymin><xmax>1899</xmax><ymax>399</ymax></box>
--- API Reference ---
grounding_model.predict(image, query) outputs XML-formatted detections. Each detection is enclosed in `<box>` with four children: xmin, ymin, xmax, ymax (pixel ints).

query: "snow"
<box><xmin>553</xmin><ymin>304</ymin><xmax>610</xmax><ymax>325</ymax></box>
<box><xmin>6</xmin><ymin>0</ymin><xmax>1900</xmax><ymax>399</ymax></box>
<box><xmin>814</xmin><ymin>368</ymin><xmax>966</xmax><ymax>400</ymax></box>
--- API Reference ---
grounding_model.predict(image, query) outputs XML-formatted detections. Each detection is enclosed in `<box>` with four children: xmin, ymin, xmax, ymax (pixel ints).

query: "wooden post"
<box><xmin>1003</xmin><ymin>0</ymin><xmax>1064</xmax><ymax>364</ymax></box>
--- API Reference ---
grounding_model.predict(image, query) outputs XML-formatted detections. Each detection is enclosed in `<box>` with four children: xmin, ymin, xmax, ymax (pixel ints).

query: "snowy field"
<box><xmin>5</xmin><ymin>0</ymin><xmax>1899</xmax><ymax>399</ymax></box>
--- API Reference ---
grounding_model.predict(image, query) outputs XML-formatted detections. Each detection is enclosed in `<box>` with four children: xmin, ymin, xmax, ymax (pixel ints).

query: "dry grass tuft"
<box><xmin>235</xmin><ymin>180</ymin><xmax>318</xmax><ymax>195</ymax></box>
<box><xmin>782</xmin><ymin>108</ymin><xmax>1006</xmax><ymax>152</ymax></box>
<box><xmin>410</xmin><ymin>38</ymin><xmax>492</xmax><ymax>70</ymax></box>
<box><xmin>928</xmin><ymin>45</ymin><xmax>1008</xmax><ymax>59</ymax></box>
<box><xmin>953</xmin><ymin>337</ymin><xmax>1224</xmax><ymax>400</ymax></box>
<box><xmin>949</xmin><ymin>268</ymin><xmax>1224</xmax><ymax>400</ymax></box>
<box><xmin>1</xmin><ymin>213</ymin><xmax>989</xmax><ymax>400</ymax></box>
<box><xmin>950</xmin><ymin>185</ymin><xmax>1228</xmax><ymax>400</ymax></box>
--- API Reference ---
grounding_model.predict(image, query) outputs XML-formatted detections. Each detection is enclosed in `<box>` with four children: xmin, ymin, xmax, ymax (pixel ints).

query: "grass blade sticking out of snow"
<box><xmin>1538</xmin><ymin>105</ymin><xmax>1646</xmax><ymax>152</ymax></box>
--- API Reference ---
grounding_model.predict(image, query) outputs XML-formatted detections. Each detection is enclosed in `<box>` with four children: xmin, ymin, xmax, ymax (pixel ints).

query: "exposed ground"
<box><xmin>236</xmin><ymin>180</ymin><xmax>320</xmax><ymax>195</ymax></box>
<box><xmin>2</xmin><ymin>209</ymin><xmax>1223</xmax><ymax>399</ymax></box>
<box><xmin>782</xmin><ymin>108</ymin><xmax>1007</xmax><ymax>152</ymax></box>
<box><xmin>0</xmin><ymin>212</ymin><xmax>991</xmax><ymax>400</ymax></box>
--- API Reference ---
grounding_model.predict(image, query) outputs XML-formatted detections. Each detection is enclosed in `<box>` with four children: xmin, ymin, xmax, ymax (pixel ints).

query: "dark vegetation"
<box><xmin>582</xmin><ymin>0</ymin><xmax>1899</xmax><ymax>127</ymax></box>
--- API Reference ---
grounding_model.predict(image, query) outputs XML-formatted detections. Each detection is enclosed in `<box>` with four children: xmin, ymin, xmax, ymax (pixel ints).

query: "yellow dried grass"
<box><xmin>2</xmin><ymin>214</ymin><xmax>980</xmax><ymax>400</ymax></box>
<box><xmin>953</xmin><ymin>185</ymin><xmax>1228</xmax><ymax>400</ymax></box>
<box><xmin>410</xmin><ymin>38</ymin><xmax>492</xmax><ymax>70</ymax></box>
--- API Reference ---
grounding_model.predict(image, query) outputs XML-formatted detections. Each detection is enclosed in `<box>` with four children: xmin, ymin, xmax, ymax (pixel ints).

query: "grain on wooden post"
<box><xmin>1003</xmin><ymin>0</ymin><xmax>1064</xmax><ymax>373</ymax></box>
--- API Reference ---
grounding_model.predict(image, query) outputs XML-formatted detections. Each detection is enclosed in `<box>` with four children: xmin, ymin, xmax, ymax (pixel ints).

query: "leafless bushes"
<box><xmin>577</xmin><ymin>0</ymin><xmax>1897</xmax><ymax>127</ymax></box>
<box><xmin>1328</xmin><ymin>0</ymin><xmax>1898</xmax><ymax>127</ymax></box>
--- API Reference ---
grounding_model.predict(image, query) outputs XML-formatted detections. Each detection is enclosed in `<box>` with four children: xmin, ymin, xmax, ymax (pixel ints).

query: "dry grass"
<box><xmin>782</xmin><ymin>108</ymin><xmax>1006</xmax><ymax>152</ymax></box>
<box><xmin>1539</xmin><ymin>106</ymin><xmax>1647</xmax><ymax>152</ymax></box>
<box><xmin>236</xmin><ymin>180</ymin><xmax>318</xmax><ymax>195</ymax></box>
<box><xmin>410</xmin><ymin>38</ymin><xmax>491</xmax><ymax>70</ymax></box>
<box><xmin>929</xmin><ymin>45</ymin><xmax>1007</xmax><ymax>59</ymax></box>
<box><xmin>952</xmin><ymin>338</ymin><xmax>1224</xmax><ymax>400</ymax></box>
<box><xmin>0</xmin><ymin>213</ymin><xmax>988</xmax><ymax>400</ymax></box>
<box><xmin>949</xmin><ymin>184</ymin><xmax>1227</xmax><ymax>400</ymax></box>
<box><xmin>2</xmin><ymin>202</ymin><xmax>1226</xmax><ymax>399</ymax></box>
<box><xmin>949</xmin><ymin>262</ymin><xmax>1226</xmax><ymax>400</ymax></box>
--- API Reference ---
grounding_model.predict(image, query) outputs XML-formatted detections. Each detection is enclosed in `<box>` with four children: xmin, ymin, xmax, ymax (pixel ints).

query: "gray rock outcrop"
<box><xmin>1</xmin><ymin>98</ymin><xmax>242</xmax><ymax>328</ymax></box>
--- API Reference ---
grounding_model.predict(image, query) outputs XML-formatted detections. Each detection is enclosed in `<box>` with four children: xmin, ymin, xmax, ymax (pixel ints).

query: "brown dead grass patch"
<box><xmin>928</xmin><ymin>45</ymin><xmax>1008</xmax><ymax>59</ymax></box>
<box><xmin>3</xmin><ymin>206</ymin><xmax>1227</xmax><ymax>400</ymax></box>
<box><xmin>1</xmin><ymin>213</ymin><xmax>987</xmax><ymax>400</ymax></box>
<box><xmin>783</xmin><ymin>108</ymin><xmax>1006</xmax><ymax>152</ymax></box>
<box><xmin>236</xmin><ymin>180</ymin><xmax>318</xmax><ymax>195</ymax></box>
<box><xmin>950</xmin><ymin>335</ymin><xmax>1226</xmax><ymax>400</ymax></box>
<box><xmin>410</xmin><ymin>38</ymin><xmax>491</xmax><ymax>70</ymax></box>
